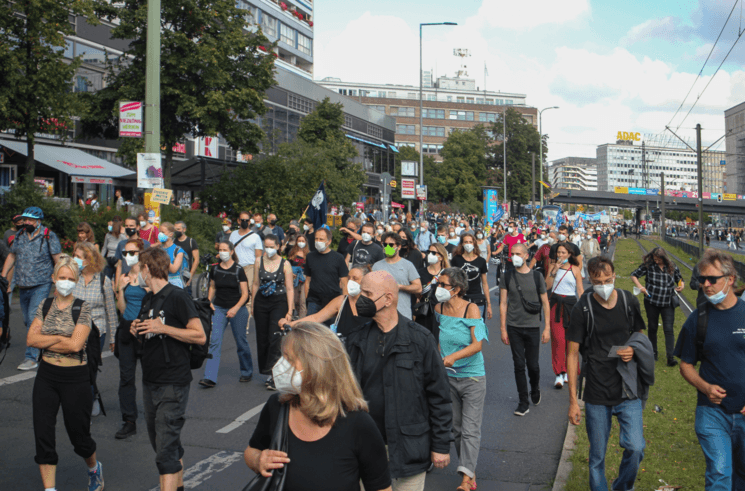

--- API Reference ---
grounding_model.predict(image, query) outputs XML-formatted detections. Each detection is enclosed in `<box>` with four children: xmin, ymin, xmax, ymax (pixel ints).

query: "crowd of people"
<box><xmin>0</xmin><ymin>204</ymin><xmax>743</xmax><ymax>491</ymax></box>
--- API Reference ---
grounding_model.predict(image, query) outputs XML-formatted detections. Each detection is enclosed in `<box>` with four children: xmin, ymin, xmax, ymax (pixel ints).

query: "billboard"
<box><xmin>614</xmin><ymin>186</ymin><xmax>629</xmax><ymax>194</ymax></box>
<box><xmin>483</xmin><ymin>188</ymin><xmax>500</xmax><ymax>223</ymax></box>
<box><xmin>119</xmin><ymin>102</ymin><xmax>143</xmax><ymax>138</ymax></box>
<box><xmin>401</xmin><ymin>178</ymin><xmax>416</xmax><ymax>199</ymax></box>
<box><xmin>137</xmin><ymin>153</ymin><xmax>164</xmax><ymax>189</ymax></box>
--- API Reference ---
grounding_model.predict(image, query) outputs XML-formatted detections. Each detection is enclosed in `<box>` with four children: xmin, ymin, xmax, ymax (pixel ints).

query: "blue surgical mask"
<box><xmin>705</xmin><ymin>285</ymin><xmax>730</xmax><ymax>305</ymax></box>
<box><xmin>158</xmin><ymin>232</ymin><xmax>169</xmax><ymax>243</ymax></box>
<box><xmin>437</xmin><ymin>235</ymin><xmax>447</xmax><ymax>244</ymax></box>
<box><xmin>73</xmin><ymin>257</ymin><xmax>85</xmax><ymax>271</ymax></box>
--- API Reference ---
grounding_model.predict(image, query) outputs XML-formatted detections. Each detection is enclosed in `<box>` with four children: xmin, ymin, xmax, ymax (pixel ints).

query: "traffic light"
<box><xmin>717</xmin><ymin>194</ymin><xmax>723</xmax><ymax>203</ymax></box>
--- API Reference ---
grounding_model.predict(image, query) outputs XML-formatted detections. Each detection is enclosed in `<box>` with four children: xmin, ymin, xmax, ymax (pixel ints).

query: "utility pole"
<box><xmin>661</xmin><ymin>172</ymin><xmax>665</xmax><ymax>239</ymax></box>
<box><xmin>696</xmin><ymin>124</ymin><xmax>704</xmax><ymax>255</ymax></box>
<box><xmin>531</xmin><ymin>152</ymin><xmax>536</xmax><ymax>214</ymax></box>
<box><xmin>642</xmin><ymin>141</ymin><xmax>649</xmax><ymax>221</ymax></box>
<box><xmin>144</xmin><ymin>0</ymin><xmax>161</xmax><ymax>159</ymax></box>
<box><xmin>503</xmin><ymin>107</ymin><xmax>507</xmax><ymax>207</ymax></box>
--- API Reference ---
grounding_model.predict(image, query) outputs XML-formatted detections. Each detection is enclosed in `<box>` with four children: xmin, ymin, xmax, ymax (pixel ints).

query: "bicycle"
<box><xmin>192</xmin><ymin>253</ymin><xmax>216</xmax><ymax>300</ymax></box>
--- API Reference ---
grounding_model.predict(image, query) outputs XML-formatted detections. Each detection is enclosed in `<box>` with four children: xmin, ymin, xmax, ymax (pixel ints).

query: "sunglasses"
<box><xmin>384</xmin><ymin>243</ymin><xmax>397</xmax><ymax>247</ymax></box>
<box><xmin>428</xmin><ymin>251</ymin><xmax>441</xmax><ymax>256</ymax></box>
<box><xmin>123</xmin><ymin>251</ymin><xmax>139</xmax><ymax>256</ymax></box>
<box><xmin>697</xmin><ymin>275</ymin><xmax>726</xmax><ymax>285</ymax></box>
<box><xmin>437</xmin><ymin>282</ymin><xmax>453</xmax><ymax>289</ymax></box>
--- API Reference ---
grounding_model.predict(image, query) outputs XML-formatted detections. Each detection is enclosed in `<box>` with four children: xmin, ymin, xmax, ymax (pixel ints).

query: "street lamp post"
<box><xmin>538</xmin><ymin>106</ymin><xmax>559</xmax><ymax>207</ymax></box>
<box><xmin>420</xmin><ymin>22</ymin><xmax>457</xmax><ymax>205</ymax></box>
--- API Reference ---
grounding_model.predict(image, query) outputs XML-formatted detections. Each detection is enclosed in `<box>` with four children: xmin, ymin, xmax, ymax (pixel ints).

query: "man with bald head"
<box><xmin>500</xmin><ymin>242</ymin><xmax>551</xmax><ymax>416</ymax></box>
<box><xmin>345</xmin><ymin>270</ymin><xmax>453</xmax><ymax>491</ymax></box>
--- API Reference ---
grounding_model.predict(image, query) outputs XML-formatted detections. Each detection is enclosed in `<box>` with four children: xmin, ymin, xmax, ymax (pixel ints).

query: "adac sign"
<box><xmin>617</xmin><ymin>131</ymin><xmax>641</xmax><ymax>142</ymax></box>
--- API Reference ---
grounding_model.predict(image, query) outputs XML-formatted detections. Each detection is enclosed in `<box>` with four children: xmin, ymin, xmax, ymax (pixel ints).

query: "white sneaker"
<box><xmin>554</xmin><ymin>375</ymin><xmax>564</xmax><ymax>389</ymax></box>
<box><xmin>17</xmin><ymin>359</ymin><xmax>38</xmax><ymax>371</ymax></box>
<box><xmin>563</xmin><ymin>373</ymin><xmax>569</xmax><ymax>384</ymax></box>
<box><xmin>92</xmin><ymin>400</ymin><xmax>101</xmax><ymax>417</ymax></box>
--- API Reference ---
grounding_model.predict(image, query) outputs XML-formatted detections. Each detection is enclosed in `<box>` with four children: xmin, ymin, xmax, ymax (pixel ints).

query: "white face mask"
<box><xmin>512</xmin><ymin>255</ymin><xmax>524</xmax><ymax>268</ymax></box>
<box><xmin>315</xmin><ymin>241</ymin><xmax>327</xmax><ymax>252</ymax></box>
<box><xmin>218</xmin><ymin>251</ymin><xmax>231</xmax><ymax>262</ymax></box>
<box><xmin>558</xmin><ymin>234</ymin><xmax>567</xmax><ymax>242</ymax></box>
<box><xmin>222</xmin><ymin>225</ymin><xmax>230</xmax><ymax>232</ymax></box>
<box><xmin>435</xmin><ymin>286</ymin><xmax>452</xmax><ymax>303</ymax></box>
<box><xmin>265</xmin><ymin>247</ymin><xmax>277</xmax><ymax>258</ymax></box>
<box><xmin>421</xmin><ymin>226</ymin><xmax>427</xmax><ymax>232</ymax></box>
<box><xmin>139</xmin><ymin>221</ymin><xmax>147</xmax><ymax>228</ymax></box>
<box><xmin>361</xmin><ymin>232</ymin><xmax>372</xmax><ymax>243</ymax></box>
<box><xmin>541</xmin><ymin>234</ymin><xmax>547</xmax><ymax>240</ymax></box>
<box><xmin>55</xmin><ymin>279</ymin><xmax>76</xmax><ymax>297</ymax></box>
<box><xmin>508</xmin><ymin>227</ymin><xmax>514</xmax><ymax>234</ymax></box>
<box><xmin>463</xmin><ymin>243</ymin><xmax>474</xmax><ymax>253</ymax></box>
<box><xmin>449</xmin><ymin>231</ymin><xmax>455</xmax><ymax>237</ymax></box>
<box><xmin>303</xmin><ymin>224</ymin><xmax>310</xmax><ymax>231</ymax></box>
<box><xmin>250</xmin><ymin>219</ymin><xmax>255</xmax><ymax>225</ymax></box>
<box><xmin>347</xmin><ymin>280</ymin><xmax>361</xmax><ymax>297</ymax></box>
<box><xmin>476</xmin><ymin>233</ymin><xmax>483</xmax><ymax>239</ymax></box>
<box><xmin>594</xmin><ymin>282</ymin><xmax>615</xmax><ymax>301</ymax></box>
<box><xmin>377</xmin><ymin>229</ymin><xmax>384</xmax><ymax>234</ymax></box>
<box><xmin>427</xmin><ymin>253</ymin><xmax>439</xmax><ymax>265</ymax></box>
<box><xmin>272</xmin><ymin>356</ymin><xmax>303</xmax><ymax>394</ymax></box>
<box><xmin>124</xmin><ymin>253</ymin><xmax>139</xmax><ymax>267</ymax></box>
<box><xmin>297</xmin><ymin>241</ymin><xmax>306</xmax><ymax>248</ymax></box>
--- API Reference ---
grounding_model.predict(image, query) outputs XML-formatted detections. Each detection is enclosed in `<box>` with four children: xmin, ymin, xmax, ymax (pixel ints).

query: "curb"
<box><xmin>551</xmin><ymin>400</ymin><xmax>583</xmax><ymax>491</ymax></box>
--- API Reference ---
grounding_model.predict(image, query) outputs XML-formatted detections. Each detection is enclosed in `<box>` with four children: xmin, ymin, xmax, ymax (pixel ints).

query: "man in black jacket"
<box><xmin>345</xmin><ymin>270</ymin><xmax>452</xmax><ymax>490</ymax></box>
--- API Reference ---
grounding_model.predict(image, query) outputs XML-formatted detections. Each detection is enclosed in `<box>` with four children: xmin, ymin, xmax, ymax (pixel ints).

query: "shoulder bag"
<box><xmin>242</xmin><ymin>402</ymin><xmax>290</xmax><ymax>491</ymax></box>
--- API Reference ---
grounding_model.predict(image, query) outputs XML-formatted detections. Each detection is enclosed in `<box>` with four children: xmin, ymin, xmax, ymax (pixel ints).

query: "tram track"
<box><xmin>632</xmin><ymin>238</ymin><xmax>694</xmax><ymax>316</ymax></box>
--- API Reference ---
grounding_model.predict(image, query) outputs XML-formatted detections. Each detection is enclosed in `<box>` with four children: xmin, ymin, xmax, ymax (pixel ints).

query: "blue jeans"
<box><xmin>585</xmin><ymin>399</ymin><xmax>645</xmax><ymax>491</ymax></box>
<box><xmin>203</xmin><ymin>306</ymin><xmax>252</xmax><ymax>383</ymax></box>
<box><xmin>695</xmin><ymin>405</ymin><xmax>745</xmax><ymax>491</ymax></box>
<box><xmin>20</xmin><ymin>283</ymin><xmax>52</xmax><ymax>361</ymax></box>
<box><xmin>307</xmin><ymin>301</ymin><xmax>321</xmax><ymax>315</ymax></box>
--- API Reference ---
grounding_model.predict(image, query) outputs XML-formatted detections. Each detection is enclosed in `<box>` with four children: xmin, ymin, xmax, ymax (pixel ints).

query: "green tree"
<box><xmin>80</xmin><ymin>0</ymin><xmax>276</xmax><ymax>186</ymax></box>
<box><xmin>0</xmin><ymin>0</ymin><xmax>103</xmax><ymax>183</ymax></box>
<box><xmin>392</xmin><ymin>146</ymin><xmax>435</xmax><ymax>206</ymax></box>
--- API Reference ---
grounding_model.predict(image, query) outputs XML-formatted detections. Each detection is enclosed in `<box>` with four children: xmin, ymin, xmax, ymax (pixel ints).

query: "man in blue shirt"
<box><xmin>676</xmin><ymin>248</ymin><xmax>745</xmax><ymax>491</ymax></box>
<box><xmin>1</xmin><ymin>207</ymin><xmax>61</xmax><ymax>370</ymax></box>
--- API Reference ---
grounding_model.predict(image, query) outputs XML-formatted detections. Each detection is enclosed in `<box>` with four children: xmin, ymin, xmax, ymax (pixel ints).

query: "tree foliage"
<box><xmin>0</xmin><ymin>0</ymin><xmax>103</xmax><ymax>182</ymax></box>
<box><xmin>79</xmin><ymin>0</ymin><xmax>276</xmax><ymax>186</ymax></box>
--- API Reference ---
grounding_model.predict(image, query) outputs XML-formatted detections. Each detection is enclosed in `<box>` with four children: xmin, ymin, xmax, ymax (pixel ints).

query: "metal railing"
<box><xmin>664</xmin><ymin>235</ymin><xmax>745</xmax><ymax>280</ymax></box>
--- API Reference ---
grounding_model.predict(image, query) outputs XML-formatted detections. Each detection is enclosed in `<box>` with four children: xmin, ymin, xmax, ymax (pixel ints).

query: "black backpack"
<box><xmin>0</xmin><ymin>275</ymin><xmax>10</xmax><ymax>365</ymax></box>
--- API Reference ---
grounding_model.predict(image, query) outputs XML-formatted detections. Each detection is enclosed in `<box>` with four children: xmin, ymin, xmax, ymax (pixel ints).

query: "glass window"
<box><xmin>447</xmin><ymin>96</ymin><xmax>453</xmax><ymax>102</ymax></box>
<box><xmin>423</xmin><ymin>126</ymin><xmax>445</xmax><ymax>137</ymax></box>
<box><xmin>479</xmin><ymin>112</ymin><xmax>497</xmax><ymax>122</ymax></box>
<box><xmin>280</xmin><ymin>24</ymin><xmax>294</xmax><ymax>46</ymax></box>
<box><xmin>388</xmin><ymin>91</ymin><xmax>397</xmax><ymax>98</ymax></box>
<box><xmin>262</xmin><ymin>13</ymin><xmax>277</xmax><ymax>37</ymax></box>
<box><xmin>407</xmin><ymin>92</ymin><xmax>417</xmax><ymax>99</ymax></box>
<box><xmin>391</xmin><ymin>107</ymin><xmax>415</xmax><ymax>117</ymax></box>
<box><xmin>457</xmin><ymin>97</ymin><xmax>465</xmax><ymax>103</ymax></box>
<box><xmin>423</xmin><ymin>109</ymin><xmax>444</xmax><ymax>119</ymax></box>
<box><xmin>396</xmin><ymin>124</ymin><xmax>416</xmax><ymax>135</ymax></box>
<box><xmin>76</xmin><ymin>43</ymin><xmax>107</xmax><ymax>65</ymax></box>
<box><xmin>428</xmin><ymin>94</ymin><xmax>436</xmax><ymax>101</ymax></box>
<box><xmin>449</xmin><ymin>111</ymin><xmax>474</xmax><ymax>121</ymax></box>
<box><xmin>486</xmin><ymin>99</ymin><xmax>493</xmax><ymax>105</ymax></box>
<box><xmin>298</xmin><ymin>33</ymin><xmax>311</xmax><ymax>55</ymax></box>
<box><xmin>476</xmin><ymin>98</ymin><xmax>484</xmax><ymax>104</ymax></box>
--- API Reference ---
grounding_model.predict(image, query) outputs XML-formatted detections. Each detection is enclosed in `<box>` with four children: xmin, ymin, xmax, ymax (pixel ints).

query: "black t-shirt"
<box><xmin>549</xmin><ymin>241</ymin><xmax>581</xmax><ymax>261</ymax></box>
<box><xmin>451</xmin><ymin>255</ymin><xmax>489</xmax><ymax>300</ymax></box>
<box><xmin>306</xmin><ymin>230</ymin><xmax>317</xmax><ymax>253</ymax></box>
<box><xmin>348</xmin><ymin>241</ymin><xmax>385</xmax><ymax>268</ymax></box>
<box><xmin>249</xmin><ymin>394</ymin><xmax>391</xmax><ymax>491</ymax></box>
<box><xmin>139</xmin><ymin>284</ymin><xmax>200</xmax><ymax>386</ymax></box>
<box><xmin>176</xmin><ymin>236</ymin><xmax>198</xmax><ymax>270</ymax></box>
<box><xmin>566</xmin><ymin>293</ymin><xmax>645</xmax><ymax>406</ymax></box>
<box><xmin>304</xmin><ymin>251</ymin><xmax>348</xmax><ymax>305</ymax></box>
<box><xmin>360</xmin><ymin>325</ymin><xmax>398</xmax><ymax>443</ymax></box>
<box><xmin>337</xmin><ymin>235</ymin><xmax>355</xmax><ymax>257</ymax></box>
<box><xmin>209</xmin><ymin>263</ymin><xmax>248</xmax><ymax>308</ymax></box>
<box><xmin>402</xmin><ymin>248</ymin><xmax>423</xmax><ymax>271</ymax></box>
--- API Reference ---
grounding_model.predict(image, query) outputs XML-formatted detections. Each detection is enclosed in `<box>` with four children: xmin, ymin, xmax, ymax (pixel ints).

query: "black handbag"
<box><xmin>243</xmin><ymin>402</ymin><xmax>290</xmax><ymax>491</ymax></box>
<box><xmin>671</xmin><ymin>294</ymin><xmax>680</xmax><ymax>309</ymax></box>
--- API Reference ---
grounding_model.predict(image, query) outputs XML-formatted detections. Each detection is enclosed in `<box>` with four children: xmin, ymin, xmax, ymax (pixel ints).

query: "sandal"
<box><xmin>457</xmin><ymin>477</ymin><xmax>472</xmax><ymax>491</ymax></box>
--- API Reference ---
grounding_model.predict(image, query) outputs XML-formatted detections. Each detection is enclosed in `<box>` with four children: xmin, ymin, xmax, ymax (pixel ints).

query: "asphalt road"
<box><xmin>0</xmin><ymin>271</ymin><xmax>569</xmax><ymax>491</ymax></box>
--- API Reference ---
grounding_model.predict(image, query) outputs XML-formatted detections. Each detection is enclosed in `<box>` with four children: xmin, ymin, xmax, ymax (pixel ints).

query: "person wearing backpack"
<box><xmin>2</xmin><ymin>207</ymin><xmax>61</xmax><ymax>371</ymax></box>
<box><xmin>566</xmin><ymin>256</ymin><xmax>650</xmax><ymax>491</ymax></box>
<box><xmin>499</xmin><ymin>243</ymin><xmax>551</xmax><ymax>417</ymax></box>
<box><xmin>158</xmin><ymin>222</ymin><xmax>188</xmax><ymax>289</ymax></box>
<box><xmin>674</xmin><ymin>249</ymin><xmax>745</xmax><ymax>491</ymax></box>
<box><xmin>73</xmin><ymin>242</ymin><xmax>118</xmax><ymax>418</ymax></box>
<box><xmin>130</xmin><ymin>247</ymin><xmax>205</xmax><ymax>491</ymax></box>
<box><xmin>27</xmin><ymin>256</ymin><xmax>104</xmax><ymax>491</ymax></box>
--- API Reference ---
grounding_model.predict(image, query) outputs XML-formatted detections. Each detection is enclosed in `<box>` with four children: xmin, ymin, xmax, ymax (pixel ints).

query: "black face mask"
<box><xmin>174</xmin><ymin>231</ymin><xmax>183</xmax><ymax>239</ymax></box>
<box><xmin>400</xmin><ymin>239</ymin><xmax>409</xmax><ymax>247</ymax></box>
<box><xmin>240</xmin><ymin>219</ymin><xmax>250</xmax><ymax>229</ymax></box>
<box><xmin>269</xmin><ymin>219</ymin><xmax>277</xmax><ymax>226</ymax></box>
<box><xmin>23</xmin><ymin>223</ymin><xmax>36</xmax><ymax>234</ymax></box>
<box><xmin>356</xmin><ymin>293</ymin><xmax>385</xmax><ymax>318</ymax></box>
<box><xmin>125</xmin><ymin>227</ymin><xmax>137</xmax><ymax>237</ymax></box>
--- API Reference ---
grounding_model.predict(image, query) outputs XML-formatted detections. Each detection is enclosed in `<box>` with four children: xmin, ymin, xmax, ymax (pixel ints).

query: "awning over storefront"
<box><xmin>345</xmin><ymin>133</ymin><xmax>389</xmax><ymax>149</ymax></box>
<box><xmin>0</xmin><ymin>140</ymin><xmax>135</xmax><ymax>179</ymax></box>
<box><xmin>389</xmin><ymin>145</ymin><xmax>399</xmax><ymax>153</ymax></box>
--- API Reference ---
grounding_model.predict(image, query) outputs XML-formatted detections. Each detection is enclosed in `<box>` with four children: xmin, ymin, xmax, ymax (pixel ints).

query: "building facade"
<box><xmin>317</xmin><ymin>77</ymin><xmax>536</xmax><ymax>161</ymax></box>
<box><xmin>596</xmin><ymin>140</ymin><xmax>725</xmax><ymax>194</ymax></box>
<box><xmin>549</xmin><ymin>157</ymin><xmax>598</xmax><ymax>191</ymax></box>
<box><xmin>725</xmin><ymin>101</ymin><xmax>745</xmax><ymax>194</ymax></box>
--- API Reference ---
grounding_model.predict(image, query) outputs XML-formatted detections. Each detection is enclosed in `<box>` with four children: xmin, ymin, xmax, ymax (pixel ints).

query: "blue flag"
<box><xmin>305</xmin><ymin>181</ymin><xmax>328</xmax><ymax>230</ymax></box>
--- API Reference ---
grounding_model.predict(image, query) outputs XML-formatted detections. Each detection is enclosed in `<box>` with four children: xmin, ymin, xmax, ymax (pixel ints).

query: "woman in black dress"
<box><xmin>415</xmin><ymin>242</ymin><xmax>450</xmax><ymax>341</ymax></box>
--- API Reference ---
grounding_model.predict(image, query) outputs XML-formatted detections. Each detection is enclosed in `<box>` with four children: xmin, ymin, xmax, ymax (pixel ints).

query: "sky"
<box><xmin>312</xmin><ymin>0</ymin><xmax>745</xmax><ymax>163</ymax></box>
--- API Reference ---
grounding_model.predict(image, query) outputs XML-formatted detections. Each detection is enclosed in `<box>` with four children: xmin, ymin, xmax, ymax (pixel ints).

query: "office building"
<box><xmin>596</xmin><ymin>139</ymin><xmax>725</xmax><ymax>194</ymax></box>
<box><xmin>549</xmin><ymin>157</ymin><xmax>598</xmax><ymax>191</ymax></box>
<box><xmin>725</xmin><ymin>101</ymin><xmax>745</xmax><ymax>194</ymax></box>
<box><xmin>317</xmin><ymin>76</ymin><xmax>537</xmax><ymax>161</ymax></box>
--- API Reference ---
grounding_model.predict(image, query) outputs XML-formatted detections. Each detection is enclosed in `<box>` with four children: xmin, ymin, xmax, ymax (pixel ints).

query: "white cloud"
<box><xmin>475</xmin><ymin>0</ymin><xmax>590</xmax><ymax>29</ymax></box>
<box><xmin>622</xmin><ymin>17</ymin><xmax>693</xmax><ymax>46</ymax></box>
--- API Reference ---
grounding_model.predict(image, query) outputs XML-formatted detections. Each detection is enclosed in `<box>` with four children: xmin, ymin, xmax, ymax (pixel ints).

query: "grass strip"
<box><xmin>639</xmin><ymin>239</ymin><xmax>698</xmax><ymax>309</ymax></box>
<box><xmin>564</xmin><ymin>238</ymin><xmax>704</xmax><ymax>491</ymax></box>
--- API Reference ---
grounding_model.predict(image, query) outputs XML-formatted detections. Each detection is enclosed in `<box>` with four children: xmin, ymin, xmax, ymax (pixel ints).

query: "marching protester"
<box><xmin>631</xmin><ymin>247</ymin><xmax>684</xmax><ymax>366</ymax></box>
<box><xmin>675</xmin><ymin>249</ymin><xmax>745</xmax><ymax>491</ymax></box>
<box><xmin>114</xmin><ymin>217</ymin><xmax>151</xmax><ymax>289</ymax></box>
<box><xmin>215</xmin><ymin>217</ymin><xmax>232</xmax><ymax>250</ymax></box>
<box><xmin>397</xmin><ymin>228</ymin><xmax>423</xmax><ymax>271</ymax></box>
<box><xmin>545</xmin><ymin>243</ymin><xmax>583</xmax><ymax>388</ymax></box>
<box><xmin>4</xmin><ymin>213</ymin><xmax>24</xmax><ymax>245</ymax></box>
<box><xmin>346</xmin><ymin>222</ymin><xmax>385</xmax><ymax>269</ymax></box>
<box><xmin>550</xmin><ymin>224</ymin><xmax>583</xmax><ymax>272</ymax></box>
<box><xmin>130</xmin><ymin>247</ymin><xmax>205</xmax><ymax>491</ymax></box>
<box><xmin>302</xmin><ymin>217</ymin><xmax>317</xmax><ymax>252</ymax></box>
<box><xmin>158</xmin><ymin>222</ymin><xmax>188</xmax><ymax>289</ymax></box>
<box><xmin>174</xmin><ymin>221</ymin><xmax>200</xmax><ymax>288</ymax></box>
<box><xmin>2</xmin><ymin>207</ymin><xmax>61</xmax><ymax>371</ymax></box>
<box><xmin>114</xmin><ymin>239</ymin><xmax>148</xmax><ymax>440</ymax></box>
<box><xmin>266</xmin><ymin>213</ymin><xmax>285</xmax><ymax>243</ymax></box>
<box><xmin>137</xmin><ymin>212</ymin><xmax>159</xmax><ymax>245</ymax></box>
<box><xmin>288</xmin><ymin>235</ymin><xmax>309</xmax><ymax>319</ymax></box>
<box><xmin>279</xmin><ymin>265</ymin><xmax>370</xmax><ymax>337</ymax></box>
<box><xmin>27</xmin><ymin>256</ymin><xmax>104</xmax><ymax>491</ymax></box>
<box><xmin>199</xmin><ymin>241</ymin><xmax>252</xmax><ymax>389</ymax></box>
<box><xmin>304</xmin><ymin>227</ymin><xmax>348</xmax><ymax>315</ymax></box>
<box><xmin>475</xmin><ymin>229</ymin><xmax>489</xmax><ymax>262</ymax></box>
<box><xmin>346</xmin><ymin>271</ymin><xmax>452</xmax><ymax>490</ymax></box>
<box><xmin>499</xmin><ymin>243</ymin><xmax>550</xmax><ymax>416</ymax></box>
<box><xmin>252</xmin><ymin>235</ymin><xmax>294</xmax><ymax>390</ymax></box>
<box><xmin>415</xmin><ymin>242</ymin><xmax>450</xmax><ymax>340</ymax></box>
<box><xmin>244</xmin><ymin>322</ymin><xmax>392</xmax><ymax>491</ymax></box>
<box><xmin>580</xmin><ymin>230</ymin><xmax>601</xmax><ymax>277</ymax></box>
<box><xmin>338</xmin><ymin>218</ymin><xmax>361</xmax><ymax>258</ymax></box>
<box><xmin>102</xmin><ymin>217</ymin><xmax>127</xmax><ymax>279</ymax></box>
<box><xmin>76</xmin><ymin>222</ymin><xmax>99</xmax><ymax>253</ymax></box>
<box><xmin>372</xmin><ymin>232</ymin><xmax>422</xmax><ymax>320</ymax></box>
<box><xmin>73</xmin><ymin>242</ymin><xmax>118</xmax><ymax>416</ymax></box>
<box><xmin>501</xmin><ymin>221</ymin><xmax>527</xmax><ymax>274</ymax></box>
<box><xmin>451</xmin><ymin>232</ymin><xmax>492</xmax><ymax>320</ymax></box>
<box><xmin>530</xmin><ymin>232</ymin><xmax>555</xmax><ymax>278</ymax></box>
<box><xmin>567</xmin><ymin>256</ymin><xmax>651</xmax><ymax>491</ymax></box>
<box><xmin>230</xmin><ymin>211</ymin><xmax>264</xmax><ymax>325</ymax></box>
<box><xmin>435</xmin><ymin>268</ymin><xmax>488</xmax><ymax>491</ymax></box>
<box><xmin>415</xmin><ymin>220</ymin><xmax>436</xmax><ymax>253</ymax></box>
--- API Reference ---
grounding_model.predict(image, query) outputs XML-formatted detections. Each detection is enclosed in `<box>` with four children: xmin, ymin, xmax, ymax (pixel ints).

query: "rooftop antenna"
<box><xmin>453</xmin><ymin>48</ymin><xmax>471</xmax><ymax>77</ymax></box>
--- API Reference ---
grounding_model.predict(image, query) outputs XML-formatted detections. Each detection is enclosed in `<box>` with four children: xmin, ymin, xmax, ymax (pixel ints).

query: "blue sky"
<box><xmin>313</xmin><ymin>0</ymin><xmax>745</xmax><ymax>161</ymax></box>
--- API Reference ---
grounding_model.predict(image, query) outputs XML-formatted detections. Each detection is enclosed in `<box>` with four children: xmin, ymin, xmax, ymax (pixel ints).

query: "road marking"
<box><xmin>0</xmin><ymin>351</ymin><xmax>114</xmax><ymax>388</ymax></box>
<box><xmin>216</xmin><ymin>403</ymin><xmax>265</xmax><ymax>434</ymax></box>
<box><xmin>489</xmin><ymin>285</ymin><xmax>499</xmax><ymax>292</ymax></box>
<box><xmin>149</xmin><ymin>450</ymin><xmax>244</xmax><ymax>491</ymax></box>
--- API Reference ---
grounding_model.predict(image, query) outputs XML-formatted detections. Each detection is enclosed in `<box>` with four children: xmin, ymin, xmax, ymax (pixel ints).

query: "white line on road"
<box><xmin>0</xmin><ymin>351</ymin><xmax>114</xmax><ymax>388</ymax></box>
<box><xmin>489</xmin><ymin>285</ymin><xmax>499</xmax><ymax>292</ymax></box>
<box><xmin>149</xmin><ymin>450</ymin><xmax>244</xmax><ymax>491</ymax></box>
<box><xmin>216</xmin><ymin>403</ymin><xmax>265</xmax><ymax>434</ymax></box>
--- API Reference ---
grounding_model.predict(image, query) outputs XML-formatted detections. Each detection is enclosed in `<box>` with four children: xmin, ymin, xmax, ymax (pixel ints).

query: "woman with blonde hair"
<box><xmin>27</xmin><ymin>256</ymin><xmax>104</xmax><ymax>490</ymax></box>
<box><xmin>244</xmin><ymin>322</ymin><xmax>392</xmax><ymax>491</ymax></box>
